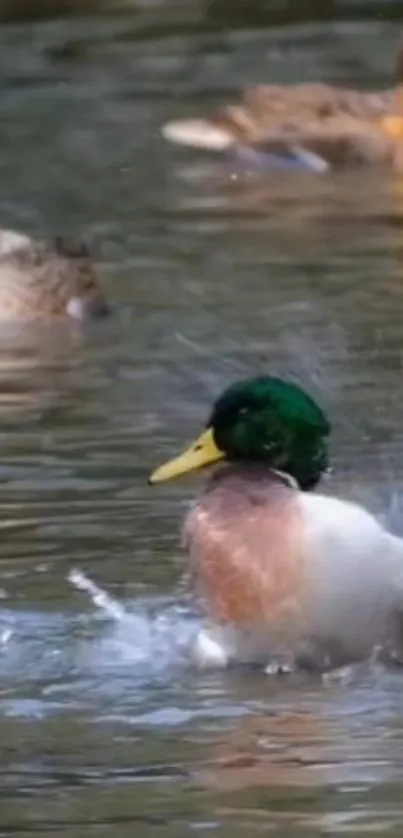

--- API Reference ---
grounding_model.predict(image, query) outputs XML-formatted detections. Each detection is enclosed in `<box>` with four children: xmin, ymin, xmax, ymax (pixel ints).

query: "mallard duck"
<box><xmin>162</xmin><ymin>44</ymin><xmax>403</xmax><ymax>171</ymax></box>
<box><xmin>0</xmin><ymin>230</ymin><xmax>109</xmax><ymax>319</ymax></box>
<box><xmin>149</xmin><ymin>376</ymin><xmax>403</xmax><ymax>671</ymax></box>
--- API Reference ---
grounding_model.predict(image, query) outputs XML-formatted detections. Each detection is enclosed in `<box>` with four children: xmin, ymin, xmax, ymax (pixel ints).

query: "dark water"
<box><xmin>2</xmin><ymin>9</ymin><xmax>403</xmax><ymax>837</ymax></box>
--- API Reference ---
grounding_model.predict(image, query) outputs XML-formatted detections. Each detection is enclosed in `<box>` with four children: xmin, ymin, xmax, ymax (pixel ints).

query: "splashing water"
<box><xmin>69</xmin><ymin>569</ymin><xmax>200</xmax><ymax>676</ymax></box>
<box><xmin>69</xmin><ymin>568</ymin><xmax>128</xmax><ymax>622</ymax></box>
<box><xmin>0</xmin><ymin>572</ymin><xmax>202</xmax><ymax>721</ymax></box>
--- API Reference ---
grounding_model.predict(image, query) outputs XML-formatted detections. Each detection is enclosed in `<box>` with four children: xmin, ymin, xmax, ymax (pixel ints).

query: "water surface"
<box><xmin>1</xmin><ymin>11</ymin><xmax>403</xmax><ymax>837</ymax></box>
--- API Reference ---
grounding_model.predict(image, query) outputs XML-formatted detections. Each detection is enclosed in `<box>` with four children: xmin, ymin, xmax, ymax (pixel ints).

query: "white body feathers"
<box><xmin>194</xmin><ymin>493</ymin><xmax>403</xmax><ymax>671</ymax></box>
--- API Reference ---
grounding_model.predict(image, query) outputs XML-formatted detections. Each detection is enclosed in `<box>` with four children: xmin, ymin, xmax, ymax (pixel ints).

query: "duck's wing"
<box><xmin>229</xmin><ymin>141</ymin><xmax>330</xmax><ymax>172</ymax></box>
<box><xmin>242</xmin><ymin>124</ymin><xmax>393</xmax><ymax>169</ymax></box>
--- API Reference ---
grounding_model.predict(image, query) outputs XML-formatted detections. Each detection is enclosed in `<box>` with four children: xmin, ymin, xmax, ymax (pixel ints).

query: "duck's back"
<box><xmin>0</xmin><ymin>233</ymin><xmax>107</xmax><ymax>318</ymax></box>
<box><xmin>221</xmin><ymin>83</ymin><xmax>392</xmax><ymax>139</ymax></box>
<box><xmin>163</xmin><ymin>82</ymin><xmax>396</xmax><ymax>164</ymax></box>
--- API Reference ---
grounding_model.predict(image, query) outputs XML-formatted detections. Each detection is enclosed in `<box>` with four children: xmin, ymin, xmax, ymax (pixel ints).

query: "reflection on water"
<box><xmin>2</xmin><ymin>9</ymin><xmax>403</xmax><ymax>838</ymax></box>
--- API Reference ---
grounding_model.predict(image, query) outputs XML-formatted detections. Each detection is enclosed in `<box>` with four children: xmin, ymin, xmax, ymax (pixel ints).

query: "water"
<box><xmin>1</xmin><ymin>5</ymin><xmax>403</xmax><ymax>836</ymax></box>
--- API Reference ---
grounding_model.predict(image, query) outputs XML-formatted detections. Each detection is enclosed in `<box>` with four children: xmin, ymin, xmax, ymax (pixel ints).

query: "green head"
<box><xmin>149</xmin><ymin>375</ymin><xmax>330</xmax><ymax>490</ymax></box>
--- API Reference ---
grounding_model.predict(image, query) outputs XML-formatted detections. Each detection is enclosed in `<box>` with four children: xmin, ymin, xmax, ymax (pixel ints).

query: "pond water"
<box><xmin>1</xmin><ymin>8</ymin><xmax>403</xmax><ymax>837</ymax></box>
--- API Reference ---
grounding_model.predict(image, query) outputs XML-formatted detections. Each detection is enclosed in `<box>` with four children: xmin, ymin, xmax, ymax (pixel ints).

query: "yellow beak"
<box><xmin>149</xmin><ymin>427</ymin><xmax>224</xmax><ymax>484</ymax></box>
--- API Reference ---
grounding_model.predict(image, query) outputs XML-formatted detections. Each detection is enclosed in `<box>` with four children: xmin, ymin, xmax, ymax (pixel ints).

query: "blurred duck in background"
<box><xmin>162</xmin><ymin>40</ymin><xmax>403</xmax><ymax>173</ymax></box>
<box><xmin>0</xmin><ymin>230</ymin><xmax>109</xmax><ymax>320</ymax></box>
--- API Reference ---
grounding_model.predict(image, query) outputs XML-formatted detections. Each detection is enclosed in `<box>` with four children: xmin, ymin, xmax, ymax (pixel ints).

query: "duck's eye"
<box><xmin>238</xmin><ymin>406</ymin><xmax>251</xmax><ymax>417</ymax></box>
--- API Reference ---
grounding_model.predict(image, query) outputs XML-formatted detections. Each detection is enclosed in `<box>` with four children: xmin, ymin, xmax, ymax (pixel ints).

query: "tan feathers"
<box><xmin>0</xmin><ymin>231</ymin><xmax>108</xmax><ymax>319</ymax></box>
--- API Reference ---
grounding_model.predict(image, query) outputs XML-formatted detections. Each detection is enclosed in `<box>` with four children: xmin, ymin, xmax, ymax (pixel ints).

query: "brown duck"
<box><xmin>162</xmin><ymin>42</ymin><xmax>403</xmax><ymax>171</ymax></box>
<box><xmin>0</xmin><ymin>230</ymin><xmax>109</xmax><ymax>319</ymax></box>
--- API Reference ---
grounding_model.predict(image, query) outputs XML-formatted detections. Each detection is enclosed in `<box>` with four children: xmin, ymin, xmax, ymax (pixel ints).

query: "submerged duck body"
<box><xmin>150</xmin><ymin>377</ymin><xmax>403</xmax><ymax>671</ymax></box>
<box><xmin>0</xmin><ymin>230</ymin><xmax>109</xmax><ymax>320</ymax></box>
<box><xmin>162</xmin><ymin>45</ymin><xmax>403</xmax><ymax>171</ymax></box>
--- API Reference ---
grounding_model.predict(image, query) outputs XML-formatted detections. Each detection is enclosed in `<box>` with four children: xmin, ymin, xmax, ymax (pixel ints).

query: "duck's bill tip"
<box><xmin>148</xmin><ymin>428</ymin><xmax>224</xmax><ymax>484</ymax></box>
<box><xmin>148</xmin><ymin>457</ymin><xmax>190</xmax><ymax>485</ymax></box>
<box><xmin>161</xmin><ymin>119</ymin><xmax>233</xmax><ymax>151</ymax></box>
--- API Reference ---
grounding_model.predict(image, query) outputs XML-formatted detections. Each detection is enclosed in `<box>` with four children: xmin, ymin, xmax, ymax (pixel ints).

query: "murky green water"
<box><xmin>2</xmin><ymin>8</ymin><xmax>403</xmax><ymax>837</ymax></box>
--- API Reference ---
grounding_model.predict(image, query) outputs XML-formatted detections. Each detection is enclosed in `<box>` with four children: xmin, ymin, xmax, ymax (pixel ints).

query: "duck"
<box><xmin>149</xmin><ymin>375</ymin><xmax>403</xmax><ymax>671</ymax></box>
<box><xmin>162</xmin><ymin>42</ymin><xmax>403</xmax><ymax>172</ymax></box>
<box><xmin>0</xmin><ymin>229</ymin><xmax>109</xmax><ymax>319</ymax></box>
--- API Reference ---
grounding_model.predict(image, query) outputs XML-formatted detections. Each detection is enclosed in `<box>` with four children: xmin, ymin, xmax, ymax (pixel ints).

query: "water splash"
<box><xmin>69</xmin><ymin>568</ymin><xmax>199</xmax><ymax>675</ymax></box>
<box><xmin>69</xmin><ymin>568</ymin><xmax>127</xmax><ymax>621</ymax></box>
<box><xmin>0</xmin><ymin>572</ymin><xmax>202</xmax><ymax>720</ymax></box>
